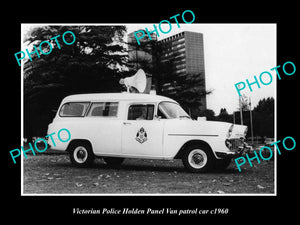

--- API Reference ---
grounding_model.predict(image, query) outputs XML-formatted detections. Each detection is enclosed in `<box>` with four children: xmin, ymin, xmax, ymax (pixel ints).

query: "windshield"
<box><xmin>158</xmin><ymin>102</ymin><xmax>190</xmax><ymax>119</ymax></box>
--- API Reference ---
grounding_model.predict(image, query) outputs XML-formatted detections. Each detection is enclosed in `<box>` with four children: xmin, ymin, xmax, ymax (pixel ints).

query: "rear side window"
<box><xmin>59</xmin><ymin>102</ymin><xmax>90</xmax><ymax>117</ymax></box>
<box><xmin>87</xmin><ymin>102</ymin><xmax>119</xmax><ymax>117</ymax></box>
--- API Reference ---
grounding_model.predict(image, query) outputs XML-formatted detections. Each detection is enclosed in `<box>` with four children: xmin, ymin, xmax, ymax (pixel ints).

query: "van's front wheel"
<box><xmin>69</xmin><ymin>142</ymin><xmax>94</xmax><ymax>167</ymax></box>
<box><xmin>182</xmin><ymin>145</ymin><xmax>214</xmax><ymax>173</ymax></box>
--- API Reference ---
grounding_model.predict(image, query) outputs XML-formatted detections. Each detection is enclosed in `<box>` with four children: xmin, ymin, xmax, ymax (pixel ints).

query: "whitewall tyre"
<box><xmin>182</xmin><ymin>145</ymin><xmax>214</xmax><ymax>173</ymax></box>
<box><xmin>69</xmin><ymin>142</ymin><xmax>94</xmax><ymax>167</ymax></box>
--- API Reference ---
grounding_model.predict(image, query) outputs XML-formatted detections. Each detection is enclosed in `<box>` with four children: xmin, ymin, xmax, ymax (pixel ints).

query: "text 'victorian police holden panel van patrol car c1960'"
<box><xmin>46</xmin><ymin>92</ymin><xmax>250</xmax><ymax>173</ymax></box>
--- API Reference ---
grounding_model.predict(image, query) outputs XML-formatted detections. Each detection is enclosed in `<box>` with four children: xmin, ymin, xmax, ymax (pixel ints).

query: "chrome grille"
<box><xmin>226</xmin><ymin>138</ymin><xmax>245</xmax><ymax>152</ymax></box>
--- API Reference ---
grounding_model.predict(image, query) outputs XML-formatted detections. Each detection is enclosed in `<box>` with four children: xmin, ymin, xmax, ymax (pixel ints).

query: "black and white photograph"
<box><xmin>4</xmin><ymin>4</ymin><xmax>298</xmax><ymax>221</ymax></box>
<box><xmin>21</xmin><ymin>23</ymin><xmax>276</xmax><ymax>195</ymax></box>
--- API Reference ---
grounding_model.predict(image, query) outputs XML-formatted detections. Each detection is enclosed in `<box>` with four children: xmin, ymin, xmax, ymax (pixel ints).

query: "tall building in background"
<box><xmin>158</xmin><ymin>31</ymin><xmax>206</xmax><ymax>110</ymax></box>
<box><xmin>127</xmin><ymin>30</ymin><xmax>206</xmax><ymax>110</ymax></box>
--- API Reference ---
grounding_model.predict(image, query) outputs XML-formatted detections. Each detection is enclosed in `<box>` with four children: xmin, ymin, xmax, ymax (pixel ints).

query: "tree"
<box><xmin>239</xmin><ymin>94</ymin><xmax>251</xmax><ymax>111</ymax></box>
<box><xmin>198</xmin><ymin>109</ymin><xmax>217</xmax><ymax>121</ymax></box>
<box><xmin>218</xmin><ymin>108</ymin><xmax>232</xmax><ymax>122</ymax></box>
<box><xmin>161</xmin><ymin>72</ymin><xmax>211</xmax><ymax>119</ymax></box>
<box><xmin>234</xmin><ymin>97</ymin><xmax>274</xmax><ymax>138</ymax></box>
<box><xmin>252</xmin><ymin>97</ymin><xmax>274</xmax><ymax>137</ymax></box>
<box><xmin>24</xmin><ymin>25</ymin><xmax>127</xmax><ymax>140</ymax></box>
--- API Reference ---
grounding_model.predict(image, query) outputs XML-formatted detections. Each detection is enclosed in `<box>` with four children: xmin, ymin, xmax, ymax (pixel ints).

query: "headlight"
<box><xmin>225</xmin><ymin>139</ymin><xmax>232</xmax><ymax>149</ymax></box>
<box><xmin>244</xmin><ymin>127</ymin><xmax>248</xmax><ymax>137</ymax></box>
<box><xmin>227</xmin><ymin>124</ymin><xmax>234</xmax><ymax>138</ymax></box>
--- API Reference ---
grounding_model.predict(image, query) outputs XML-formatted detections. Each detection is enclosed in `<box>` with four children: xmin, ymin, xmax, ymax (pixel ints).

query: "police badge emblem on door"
<box><xmin>135</xmin><ymin>127</ymin><xmax>148</xmax><ymax>144</ymax></box>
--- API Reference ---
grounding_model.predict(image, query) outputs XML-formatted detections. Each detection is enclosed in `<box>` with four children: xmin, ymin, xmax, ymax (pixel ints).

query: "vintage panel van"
<box><xmin>47</xmin><ymin>93</ymin><xmax>249</xmax><ymax>172</ymax></box>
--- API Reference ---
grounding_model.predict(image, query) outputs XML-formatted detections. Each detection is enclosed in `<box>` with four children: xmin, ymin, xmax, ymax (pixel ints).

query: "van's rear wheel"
<box><xmin>69</xmin><ymin>142</ymin><xmax>94</xmax><ymax>167</ymax></box>
<box><xmin>182</xmin><ymin>145</ymin><xmax>214</xmax><ymax>173</ymax></box>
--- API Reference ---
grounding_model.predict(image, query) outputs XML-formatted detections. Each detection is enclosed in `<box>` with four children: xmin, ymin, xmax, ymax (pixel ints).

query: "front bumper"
<box><xmin>215</xmin><ymin>138</ymin><xmax>252</xmax><ymax>159</ymax></box>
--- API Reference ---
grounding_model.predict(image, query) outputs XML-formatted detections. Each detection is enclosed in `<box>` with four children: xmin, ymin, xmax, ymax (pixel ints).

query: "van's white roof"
<box><xmin>62</xmin><ymin>92</ymin><xmax>177</xmax><ymax>103</ymax></box>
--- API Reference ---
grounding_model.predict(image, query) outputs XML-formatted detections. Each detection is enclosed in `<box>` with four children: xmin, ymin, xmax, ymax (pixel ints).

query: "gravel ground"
<box><xmin>23</xmin><ymin>153</ymin><xmax>275</xmax><ymax>194</ymax></box>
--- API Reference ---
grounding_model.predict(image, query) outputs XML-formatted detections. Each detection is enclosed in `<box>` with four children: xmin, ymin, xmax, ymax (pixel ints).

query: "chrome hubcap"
<box><xmin>74</xmin><ymin>146</ymin><xmax>88</xmax><ymax>163</ymax></box>
<box><xmin>188</xmin><ymin>149</ymin><xmax>208</xmax><ymax>169</ymax></box>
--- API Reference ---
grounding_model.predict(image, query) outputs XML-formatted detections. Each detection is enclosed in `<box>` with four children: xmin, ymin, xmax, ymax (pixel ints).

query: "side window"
<box><xmin>59</xmin><ymin>102</ymin><xmax>90</xmax><ymax>117</ymax></box>
<box><xmin>128</xmin><ymin>104</ymin><xmax>154</xmax><ymax>120</ymax></box>
<box><xmin>87</xmin><ymin>102</ymin><xmax>119</xmax><ymax>117</ymax></box>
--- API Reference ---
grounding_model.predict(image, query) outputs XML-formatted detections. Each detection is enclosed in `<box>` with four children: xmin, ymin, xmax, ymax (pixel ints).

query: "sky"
<box><xmin>126</xmin><ymin>23</ymin><xmax>276</xmax><ymax>114</ymax></box>
<box><xmin>22</xmin><ymin>23</ymin><xmax>276</xmax><ymax>114</ymax></box>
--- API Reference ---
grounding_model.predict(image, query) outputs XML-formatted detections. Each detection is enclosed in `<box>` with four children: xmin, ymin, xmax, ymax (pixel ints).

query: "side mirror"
<box><xmin>154</xmin><ymin>115</ymin><xmax>162</xmax><ymax>120</ymax></box>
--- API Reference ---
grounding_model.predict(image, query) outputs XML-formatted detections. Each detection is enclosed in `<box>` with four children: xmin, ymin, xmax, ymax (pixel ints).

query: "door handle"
<box><xmin>123</xmin><ymin>122</ymin><xmax>131</xmax><ymax>125</ymax></box>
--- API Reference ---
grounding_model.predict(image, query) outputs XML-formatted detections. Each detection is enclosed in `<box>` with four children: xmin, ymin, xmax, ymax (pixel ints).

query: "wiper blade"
<box><xmin>179</xmin><ymin>115</ymin><xmax>191</xmax><ymax>119</ymax></box>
